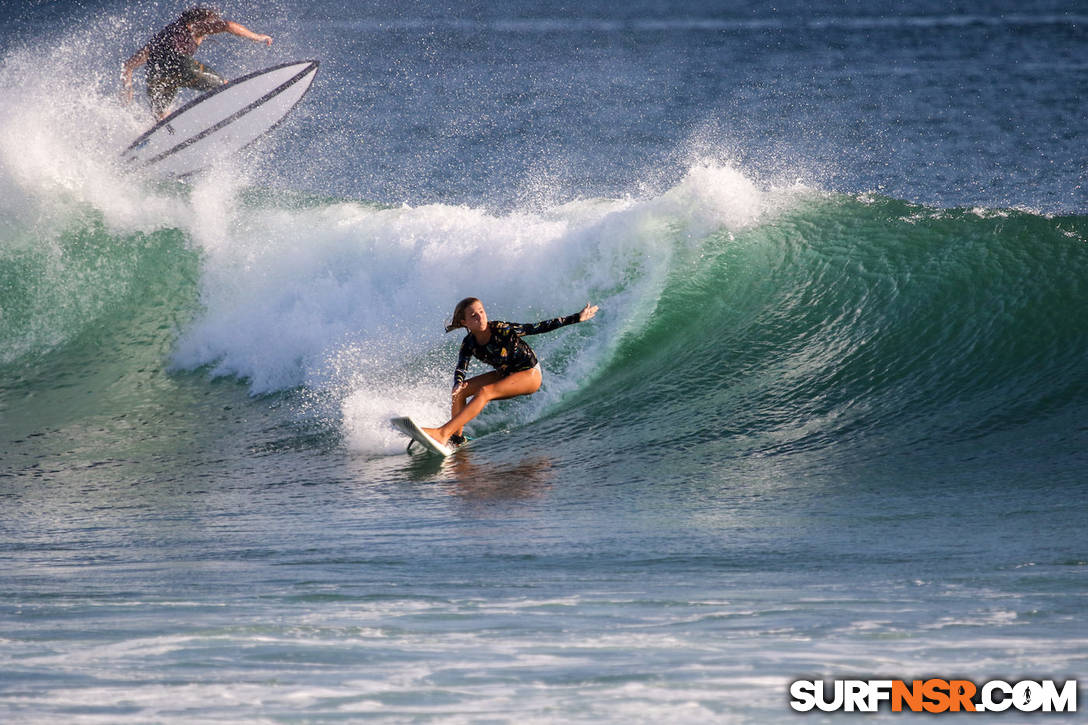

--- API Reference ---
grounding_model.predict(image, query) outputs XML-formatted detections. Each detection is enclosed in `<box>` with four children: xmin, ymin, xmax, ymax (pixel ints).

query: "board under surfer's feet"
<box><xmin>410</xmin><ymin>432</ymin><xmax>466</xmax><ymax>453</ymax></box>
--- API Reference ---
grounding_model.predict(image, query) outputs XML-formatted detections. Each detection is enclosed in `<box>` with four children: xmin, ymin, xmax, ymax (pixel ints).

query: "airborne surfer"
<box><xmin>122</xmin><ymin>6</ymin><xmax>273</xmax><ymax>120</ymax></box>
<box><xmin>418</xmin><ymin>298</ymin><xmax>599</xmax><ymax>448</ymax></box>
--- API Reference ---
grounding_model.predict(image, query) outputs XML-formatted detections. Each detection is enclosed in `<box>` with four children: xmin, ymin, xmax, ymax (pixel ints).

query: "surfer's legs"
<box><xmin>423</xmin><ymin>367</ymin><xmax>542</xmax><ymax>445</ymax></box>
<box><xmin>449</xmin><ymin>370</ymin><xmax>504</xmax><ymax>437</ymax></box>
<box><xmin>146</xmin><ymin>57</ymin><xmax>226</xmax><ymax>119</ymax></box>
<box><xmin>183</xmin><ymin>58</ymin><xmax>227</xmax><ymax>91</ymax></box>
<box><xmin>147</xmin><ymin>72</ymin><xmax>180</xmax><ymax>119</ymax></box>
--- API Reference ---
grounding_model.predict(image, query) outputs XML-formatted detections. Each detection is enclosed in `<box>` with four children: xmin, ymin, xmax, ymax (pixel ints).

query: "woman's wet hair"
<box><xmin>180</xmin><ymin>6</ymin><xmax>221</xmax><ymax>24</ymax></box>
<box><xmin>446</xmin><ymin>297</ymin><xmax>480</xmax><ymax>333</ymax></box>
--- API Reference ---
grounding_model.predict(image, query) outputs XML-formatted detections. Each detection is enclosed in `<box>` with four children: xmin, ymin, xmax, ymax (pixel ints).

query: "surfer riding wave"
<box><xmin>121</xmin><ymin>6</ymin><xmax>273</xmax><ymax>119</ymax></box>
<box><xmin>420</xmin><ymin>298</ymin><xmax>598</xmax><ymax>448</ymax></box>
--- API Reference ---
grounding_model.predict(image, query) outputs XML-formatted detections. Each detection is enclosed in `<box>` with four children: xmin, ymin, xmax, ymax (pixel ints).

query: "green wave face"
<box><xmin>577</xmin><ymin>197</ymin><xmax>1088</xmax><ymax>466</ymax></box>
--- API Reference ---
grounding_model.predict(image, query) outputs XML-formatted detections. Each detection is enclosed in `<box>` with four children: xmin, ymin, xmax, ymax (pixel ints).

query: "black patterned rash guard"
<box><xmin>452</xmin><ymin>314</ymin><xmax>581</xmax><ymax>388</ymax></box>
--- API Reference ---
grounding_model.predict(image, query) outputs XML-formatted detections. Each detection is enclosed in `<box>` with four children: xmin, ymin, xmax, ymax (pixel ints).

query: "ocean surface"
<box><xmin>2</xmin><ymin>1</ymin><xmax>1086</xmax><ymax>722</ymax></box>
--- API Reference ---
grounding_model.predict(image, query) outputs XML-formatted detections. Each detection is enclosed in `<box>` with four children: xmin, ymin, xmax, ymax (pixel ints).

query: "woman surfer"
<box><xmin>122</xmin><ymin>6</ymin><xmax>273</xmax><ymax>119</ymax></box>
<box><xmin>421</xmin><ymin>298</ymin><xmax>599</xmax><ymax>447</ymax></box>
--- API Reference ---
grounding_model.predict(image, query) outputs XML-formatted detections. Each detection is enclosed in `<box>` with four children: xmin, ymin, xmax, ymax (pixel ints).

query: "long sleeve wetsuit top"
<box><xmin>452</xmin><ymin>314</ymin><xmax>580</xmax><ymax>388</ymax></box>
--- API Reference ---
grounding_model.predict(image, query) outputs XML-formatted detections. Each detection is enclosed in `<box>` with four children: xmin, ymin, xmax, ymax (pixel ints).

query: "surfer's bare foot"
<box><xmin>421</xmin><ymin>426</ymin><xmax>448</xmax><ymax>445</ymax></box>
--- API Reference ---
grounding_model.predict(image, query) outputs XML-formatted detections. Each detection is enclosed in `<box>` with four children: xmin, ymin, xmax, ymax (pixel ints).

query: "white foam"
<box><xmin>167</xmin><ymin>163</ymin><xmax>779</xmax><ymax>452</ymax></box>
<box><xmin>5</xmin><ymin>589</ymin><xmax>1084</xmax><ymax>724</ymax></box>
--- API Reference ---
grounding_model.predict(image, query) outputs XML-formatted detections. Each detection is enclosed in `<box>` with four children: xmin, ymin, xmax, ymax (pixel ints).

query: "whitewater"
<box><xmin>2</xmin><ymin>1</ymin><xmax>1087</xmax><ymax>722</ymax></box>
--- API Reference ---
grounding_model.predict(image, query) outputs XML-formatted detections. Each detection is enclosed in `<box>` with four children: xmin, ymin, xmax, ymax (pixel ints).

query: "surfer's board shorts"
<box><xmin>147</xmin><ymin>54</ymin><xmax>226</xmax><ymax>116</ymax></box>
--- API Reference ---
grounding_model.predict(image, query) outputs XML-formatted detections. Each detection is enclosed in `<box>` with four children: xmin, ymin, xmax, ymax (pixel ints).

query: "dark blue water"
<box><xmin>1</xmin><ymin>1</ymin><xmax>1086</xmax><ymax>722</ymax></box>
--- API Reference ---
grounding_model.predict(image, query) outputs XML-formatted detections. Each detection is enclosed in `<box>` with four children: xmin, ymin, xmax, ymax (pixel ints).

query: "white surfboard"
<box><xmin>390</xmin><ymin>416</ymin><xmax>454</xmax><ymax>457</ymax></box>
<box><xmin>122</xmin><ymin>60</ymin><xmax>319</xmax><ymax>178</ymax></box>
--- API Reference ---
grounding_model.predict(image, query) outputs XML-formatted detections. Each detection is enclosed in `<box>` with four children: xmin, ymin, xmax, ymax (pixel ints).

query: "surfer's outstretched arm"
<box><xmin>223</xmin><ymin>21</ymin><xmax>273</xmax><ymax>46</ymax></box>
<box><xmin>507</xmin><ymin>302</ymin><xmax>599</xmax><ymax>336</ymax></box>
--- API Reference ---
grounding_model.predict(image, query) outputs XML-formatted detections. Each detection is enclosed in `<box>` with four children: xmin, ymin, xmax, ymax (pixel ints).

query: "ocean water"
<box><xmin>1</xmin><ymin>1</ymin><xmax>1086</xmax><ymax>722</ymax></box>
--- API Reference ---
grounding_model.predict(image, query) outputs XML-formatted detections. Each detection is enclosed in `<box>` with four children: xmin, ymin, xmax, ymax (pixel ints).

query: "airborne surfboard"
<box><xmin>122</xmin><ymin>59</ymin><xmax>318</xmax><ymax>178</ymax></box>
